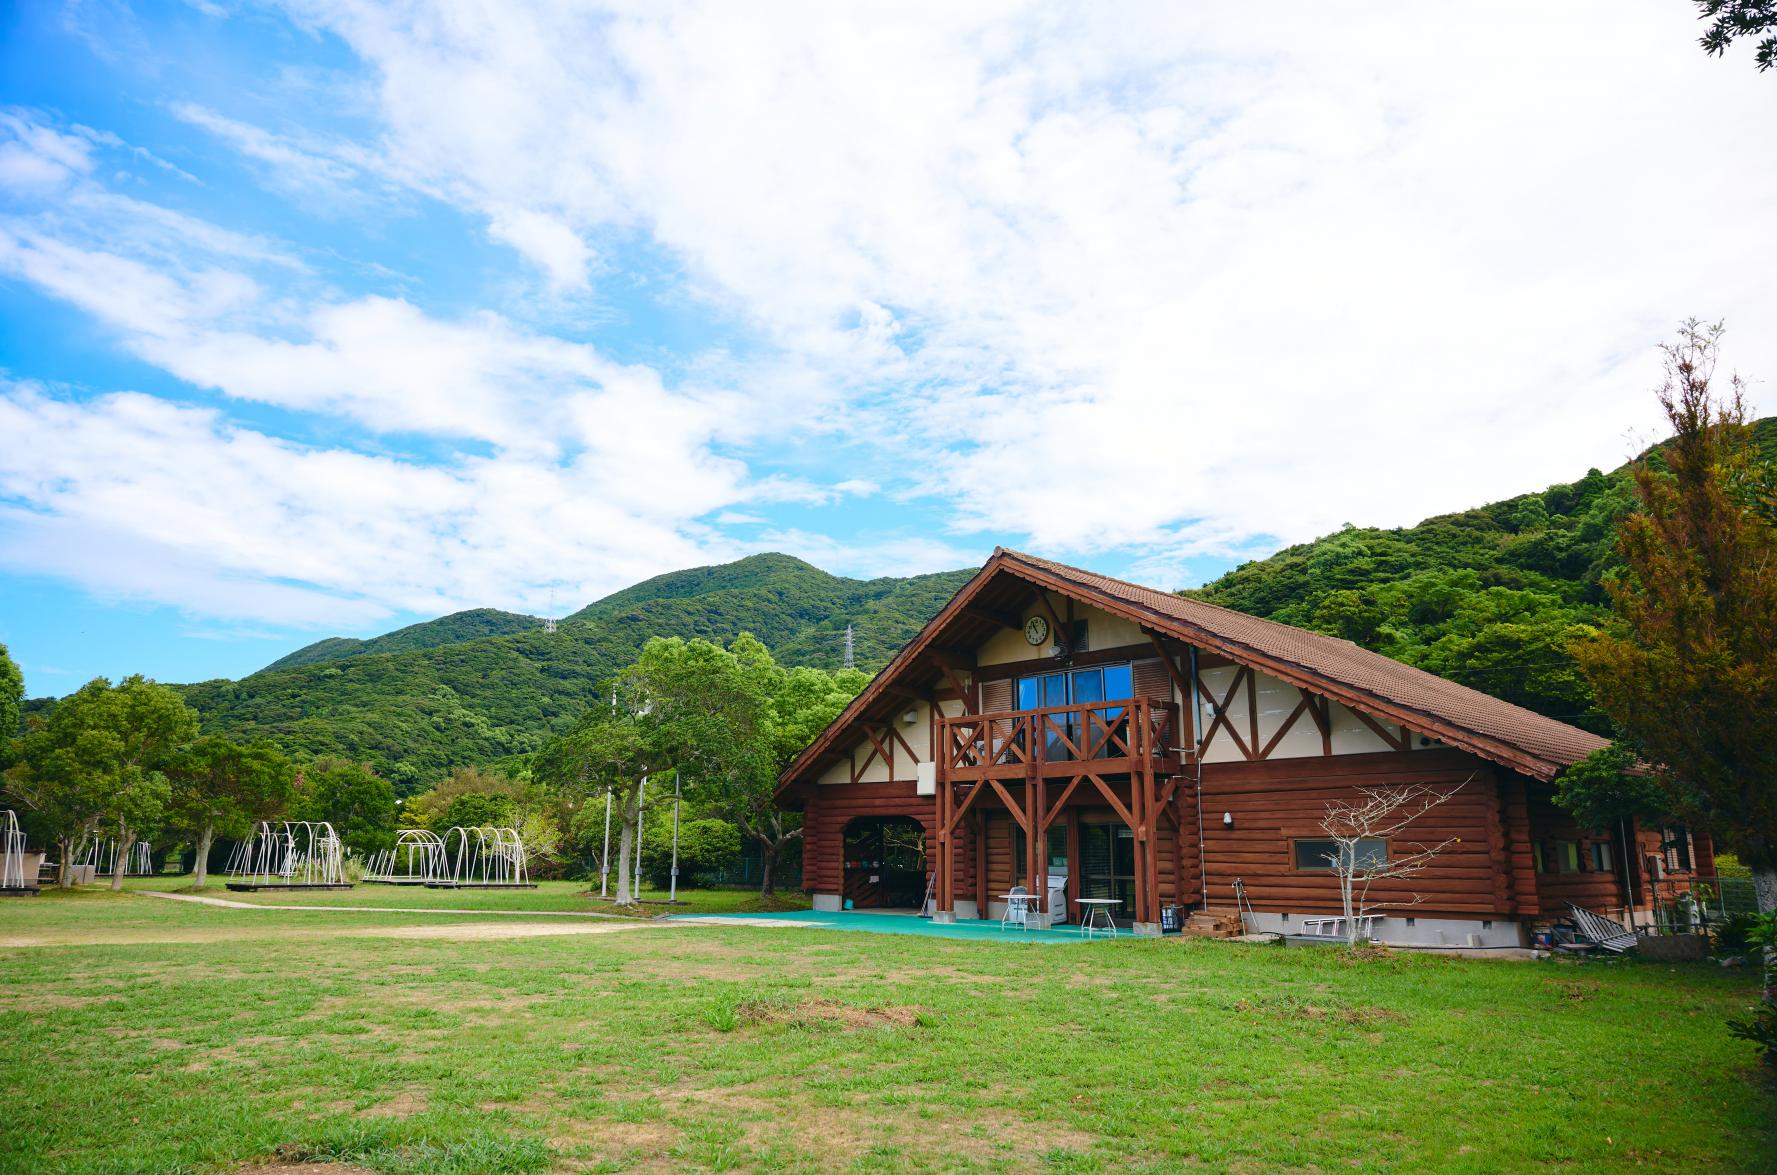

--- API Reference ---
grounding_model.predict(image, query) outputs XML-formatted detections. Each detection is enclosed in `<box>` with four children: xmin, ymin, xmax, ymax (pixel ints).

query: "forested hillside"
<box><xmin>261</xmin><ymin>607</ymin><xmax>540</xmax><ymax>672</ymax></box>
<box><xmin>1191</xmin><ymin>417</ymin><xmax>1777</xmax><ymax>733</ymax></box>
<box><xmin>176</xmin><ymin>555</ymin><xmax>974</xmax><ymax>792</ymax></box>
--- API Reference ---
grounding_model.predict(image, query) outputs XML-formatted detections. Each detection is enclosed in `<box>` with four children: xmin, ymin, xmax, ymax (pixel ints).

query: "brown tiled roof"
<box><xmin>778</xmin><ymin>548</ymin><xmax>1608</xmax><ymax>789</ymax></box>
<box><xmin>999</xmin><ymin>549</ymin><xmax>1608</xmax><ymax>777</ymax></box>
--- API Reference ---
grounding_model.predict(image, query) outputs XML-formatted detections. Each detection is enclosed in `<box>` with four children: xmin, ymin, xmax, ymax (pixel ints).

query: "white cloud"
<box><xmin>274</xmin><ymin>1</ymin><xmax>1777</xmax><ymax>559</ymax></box>
<box><xmin>0</xmin><ymin>383</ymin><xmax>760</xmax><ymax>625</ymax></box>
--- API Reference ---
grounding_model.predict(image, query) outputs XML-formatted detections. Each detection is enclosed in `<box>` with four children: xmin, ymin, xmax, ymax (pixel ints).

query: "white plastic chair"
<box><xmin>1003</xmin><ymin>885</ymin><xmax>1034</xmax><ymax>931</ymax></box>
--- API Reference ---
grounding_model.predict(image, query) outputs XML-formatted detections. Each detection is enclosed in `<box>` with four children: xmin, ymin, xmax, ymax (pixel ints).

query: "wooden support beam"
<box><xmin>925</xmin><ymin>646</ymin><xmax>976</xmax><ymax>670</ymax></box>
<box><xmin>963</xmin><ymin>604</ymin><xmax>1024</xmax><ymax>631</ymax></box>
<box><xmin>938</xmin><ymin>666</ymin><xmax>977</xmax><ymax>714</ymax></box>
<box><xmin>988</xmin><ymin>778</ymin><xmax>1030</xmax><ymax>833</ymax></box>
<box><xmin>884</xmin><ymin>683</ymin><xmax>934</xmax><ymax>703</ymax></box>
<box><xmin>1349</xmin><ymin>707</ymin><xmax>1410</xmax><ymax>752</ymax></box>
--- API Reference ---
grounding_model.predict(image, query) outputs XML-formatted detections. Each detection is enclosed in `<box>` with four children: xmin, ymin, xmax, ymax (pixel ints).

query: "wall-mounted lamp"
<box><xmin>1222</xmin><ymin>811</ymin><xmax>1234</xmax><ymax>829</ymax></box>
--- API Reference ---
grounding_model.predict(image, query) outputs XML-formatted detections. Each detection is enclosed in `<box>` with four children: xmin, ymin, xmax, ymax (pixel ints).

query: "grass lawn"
<box><xmin>0</xmin><ymin>888</ymin><xmax>1771</xmax><ymax>1174</ymax></box>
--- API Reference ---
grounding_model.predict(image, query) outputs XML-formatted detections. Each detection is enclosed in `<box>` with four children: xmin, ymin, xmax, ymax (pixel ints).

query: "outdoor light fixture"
<box><xmin>1222</xmin><ymin>811</ymin><xmax>1234</xmax><ymax>829</ymax></box>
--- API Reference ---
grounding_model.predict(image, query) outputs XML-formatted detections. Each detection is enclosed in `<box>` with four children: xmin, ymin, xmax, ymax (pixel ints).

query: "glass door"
<box><xmin>1079</xmin><ymin>821</ymin><xmax>1136</xmax><ymax>923</ymax></box>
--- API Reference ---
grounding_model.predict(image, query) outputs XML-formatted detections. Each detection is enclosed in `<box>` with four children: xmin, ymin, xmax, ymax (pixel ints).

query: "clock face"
<box><xmin>1023</xmin><ymin>615</ymin><xmax>1049</xmax><ymax>646</ymax></box>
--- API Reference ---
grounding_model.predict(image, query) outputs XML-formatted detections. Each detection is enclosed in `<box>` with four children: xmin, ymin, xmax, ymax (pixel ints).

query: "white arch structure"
<box><xmin>363</xmin><ymin>829</ymin><xmax>446</xmax><ymax>885</ymax></box>
<box><xmin>76</xmin><ymin>837</ymin><xmax>154</xmax><ymax>877</ymax></box>
<box><xmin>1</xmin><ymin>810</ymin><xmax>32</xmax><ymax>892</ymax></box>
<box><xmin>429</xmin><ymin>825</ymin><xmax>533</xmax><ymax>888</ymax></box>
<box><xmin>225</xmin><ymin>820</ymin><xmax>349</xmax><ymax>890</ymax></box>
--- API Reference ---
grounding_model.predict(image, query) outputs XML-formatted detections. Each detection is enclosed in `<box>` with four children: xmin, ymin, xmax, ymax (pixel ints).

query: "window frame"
<box><xmin>1290</xmin><ymin>836</ymin><xmax>1388</xmax><ymax>873</ymax></box>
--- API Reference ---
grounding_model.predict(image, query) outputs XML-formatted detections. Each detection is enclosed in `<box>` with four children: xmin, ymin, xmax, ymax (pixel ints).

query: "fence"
<box><xmin>1651</xmin><ymin>875</ymin><xmax>1759</xmax><ymax>933</ymax></box>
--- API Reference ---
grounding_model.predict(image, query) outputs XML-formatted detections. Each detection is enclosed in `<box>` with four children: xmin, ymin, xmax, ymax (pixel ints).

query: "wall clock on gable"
<box><xmin>1023</xmin><ymin>615</ymin><xmax>1049</xmax><ymax>646</ymax></box>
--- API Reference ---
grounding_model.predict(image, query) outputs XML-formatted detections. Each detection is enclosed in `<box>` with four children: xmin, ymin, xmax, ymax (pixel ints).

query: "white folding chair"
<box><xmin>1002</xmin><ymin>884</ymin><xmax>1034</xmax><ymax>931</ymax></box>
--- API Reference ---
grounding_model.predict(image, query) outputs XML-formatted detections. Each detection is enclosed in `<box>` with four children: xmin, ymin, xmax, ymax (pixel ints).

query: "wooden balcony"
<box><xmin>937</xmin><ymin>697</ymin><xmax>1182</xmax><ymax>783</ymax></box>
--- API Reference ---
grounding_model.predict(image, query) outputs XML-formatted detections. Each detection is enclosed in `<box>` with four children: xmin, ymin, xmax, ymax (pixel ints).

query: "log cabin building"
<box><xmin>775</xmin><ymin>549</ymin><xmax>1713</xmax><ymax>945</ymax></box>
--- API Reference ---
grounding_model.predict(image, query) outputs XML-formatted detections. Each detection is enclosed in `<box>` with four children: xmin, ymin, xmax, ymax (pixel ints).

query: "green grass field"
<box><xmin>1</xmin><ymin>884</ymin><xmax>1772</xmax><ymax>1174</ymax></box>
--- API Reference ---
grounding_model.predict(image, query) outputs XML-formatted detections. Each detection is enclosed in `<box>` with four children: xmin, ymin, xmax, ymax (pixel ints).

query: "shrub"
<box><xmin>640</xmin><ymin>817</ymin><xmax>740</xmax><ymax>887</ymax></box>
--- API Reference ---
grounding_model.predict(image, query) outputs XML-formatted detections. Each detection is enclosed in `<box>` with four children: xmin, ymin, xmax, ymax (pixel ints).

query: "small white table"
<box><xmin>1076</xmin><ymin>897</ymin><xmax>1120</xmax><ymax>939</ymax></box>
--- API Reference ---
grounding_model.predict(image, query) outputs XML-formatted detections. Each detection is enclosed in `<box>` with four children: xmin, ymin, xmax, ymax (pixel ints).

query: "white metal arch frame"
<box><xmin>1</xmin><ymin>810</ymin><xmax>34</xmax><ymax>892</ymax></box>
<box><xmin>363</xmin><ymin>829</ymin><xmax>446</xmax><ymax>885</ymax></box>
<box><xmin>225</xmin><ymin>820</ymin><xmax>350</xmax><ymax>890</ymax></box>
<box><xmin>428</xmin><ymin>825</ymin><xmax>534</xmax><ymax>888</ymax></box>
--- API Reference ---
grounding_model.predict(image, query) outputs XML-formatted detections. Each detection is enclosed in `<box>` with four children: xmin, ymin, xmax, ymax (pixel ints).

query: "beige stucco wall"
<box><xmin>1195</xmin><ymin>664</ymin><xmax>1419</xmax><ymax>762</ymax></box>
<box><xmin>977</xmin><ymin>594</ymin><xmax>1147</xmax><ymax>667</ymax></box>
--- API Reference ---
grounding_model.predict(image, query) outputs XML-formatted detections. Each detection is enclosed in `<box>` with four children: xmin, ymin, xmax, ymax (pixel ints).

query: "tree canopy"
<box><xmin>1573</xmin><ymin>322</ymin><xmax>1777</xmax><ymax>889</ymax></box>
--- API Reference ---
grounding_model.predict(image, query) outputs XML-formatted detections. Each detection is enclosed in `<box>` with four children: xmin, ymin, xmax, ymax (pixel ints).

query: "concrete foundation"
<box><xmin>811</xmin><ymin>892</ymin><xmax>841</xmax><ymax>913</ymax></box>
<box><xmin>1246</xmin><ymin>912</ymin><xmax>1527</xmax><ymax>949</ymax></box>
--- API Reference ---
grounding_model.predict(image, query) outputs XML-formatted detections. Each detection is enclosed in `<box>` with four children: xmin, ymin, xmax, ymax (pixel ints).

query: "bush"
<box><xmin>432</xmin><ymin>792</ymin><xmax>513</xmax><ymax>832</ymax></box>
<box><xmin>640</xmin><ymin>818</ymin><xmax>740</xmax><ymax>888</ymax></box>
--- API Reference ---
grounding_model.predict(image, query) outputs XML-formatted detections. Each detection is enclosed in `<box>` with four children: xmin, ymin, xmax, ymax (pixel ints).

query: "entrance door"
<box><xmin>1079</xmin><ymin>821</ymin><xmax>1136</xmax><ymax>923</ymax></box>
<box><xmin>842</xmin><ymin>818</ymin><xmax>927</xmax><ymax>909</ymax></box>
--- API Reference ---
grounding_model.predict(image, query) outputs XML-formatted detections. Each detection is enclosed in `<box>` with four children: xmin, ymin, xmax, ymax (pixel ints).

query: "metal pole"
<box><xmin>635</xmin><ymin>775</ymin><xmax>647</xmax><ymax>898</ymax></box>
<box><xmin>670</xmin><ymin>775</ymin><xmax>683</xmax><ymax>903</ymax></box>
<box><xmin>600</xmin><ymin>789</ymin><xmax>612</xmax><ymax>898</ymax></box>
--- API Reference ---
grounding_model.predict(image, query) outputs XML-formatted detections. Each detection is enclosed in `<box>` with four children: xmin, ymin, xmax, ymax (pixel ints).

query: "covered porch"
<box><xmin>930</xmin><ymin>696</ymin><xmax>1197</xmax><ymax>934</ymax></box>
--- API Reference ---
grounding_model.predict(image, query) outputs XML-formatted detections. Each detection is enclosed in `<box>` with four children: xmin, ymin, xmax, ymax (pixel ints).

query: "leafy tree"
<box><xmin>434</xmin><ymin>791</ymin><xmax>513</xmax><ymax>832</ymax></box>
<box><xmin>1696</xmin><ymin>0</ymin><xmax>1777</xmax><ymax>72</ymax></box>
<box><xmin>532</xmin><ymin>703</ymin><xmax>652</xmax><ymax>904</ymax></box>
<box><xmin>294</xmin><ymin>760</ymin><xmax>396</xmax><ymax>858</ymax></box>
<box><xmin>166</xmin><ymin>737</ymin><xmax>296</xmax><ymax>887</ymax></box>
<box><xmin>0</xmin><ymin>642</ymin><xmax>22</xmax><ymax>759</ymax></box>
<box><xmin>1573</xmin><ymin>322</ymin><xmax>1777</xmax><ymax>913</ymax></box>
<box><xmin>640</xmin><ymin>817</ymin><xmax>740</xmax><ymax>887</ymax></box>
<box><xmin>1553</xmin><ymin>744</ymin><xmax>1678</xmax><ymax>833</ymax></box>
<box><xmin>6</xmin><ymin>676</ymin><xmax>198</xmax><ymax>890</ymax></box>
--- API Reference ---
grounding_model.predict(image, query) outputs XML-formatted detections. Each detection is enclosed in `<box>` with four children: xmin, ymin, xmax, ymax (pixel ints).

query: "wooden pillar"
<box><xmin>1033</xmin><ymin>772</ymin><xmax>1048</xmax><ymax>922</ymax></box>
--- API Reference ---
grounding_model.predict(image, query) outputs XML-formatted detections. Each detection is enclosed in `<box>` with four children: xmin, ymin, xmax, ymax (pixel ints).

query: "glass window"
<box><xmin>1559</xmin><ymin>841</ymin><xmax>1580</xmax><ymax>873</ymax></box>
<box><xmin>1533</xmin><ymin>841</ymin><xmax>1547</xmax><ymax>874</ymax></box>
<box><xmin>1293</xmin><ymin>838</ymin><xmax>1386</xmax><ymax>871</ymax></box>
<box><xmin>1590</xmin><ymin>842</ymin><xmax>1612</xmax><ymax>872</ymax></box>
<box><xmin>1101</xmin><ymin>662</ymin><xmax>1132</xmax><ymax>702</ymax></box>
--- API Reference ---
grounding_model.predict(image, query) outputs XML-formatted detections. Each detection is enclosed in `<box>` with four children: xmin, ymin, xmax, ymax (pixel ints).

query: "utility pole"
<box><xmin>634</xmin><ymin>775</ymin><xmax>646</xmax><ymax>898</ymax></box>
<box><xmin>669</xmin><ymin>775</ymin><xmax>683</xmax><ymax>903</ymax></box>
<box><xmin>600</xmin><ymin>788</ymin><xmax>612</xmax><ymax>898</ymax></box>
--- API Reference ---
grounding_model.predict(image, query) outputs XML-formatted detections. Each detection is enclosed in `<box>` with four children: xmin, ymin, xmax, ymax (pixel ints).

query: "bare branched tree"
<box><xmin>1319</xmin><ymin>778</ymin><xmax>1469</xmax><ymax>945</ymax></box>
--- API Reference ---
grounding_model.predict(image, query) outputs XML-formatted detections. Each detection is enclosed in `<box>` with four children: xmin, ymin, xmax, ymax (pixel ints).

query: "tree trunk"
<box><xmin>1754</xmin><ymin>868</ymin><xmax>1777</xmax><ymax>916</ymax></box>
<box><xmin>614</xmin><ymin>812</ymin><xmax>636</xmax><ymax>906</ymax></box>
<box><xmin>111</xmin><ymin>824</ymin><xmax>133</xmax><ymax>892</ymax></box>
<box><xmin>194</xmin><ymin>820</ymin><xmax>215</xmax><ymax>888</ymax></box>
<box><xmin>56</xmin><ymin>834</ymin><xmax>74</xmax><ymax>888</ymax></box>
<box><xmin>759</xmin><ymin>835</ymin><xmax>778</xmax><ymax>898</ymax></box>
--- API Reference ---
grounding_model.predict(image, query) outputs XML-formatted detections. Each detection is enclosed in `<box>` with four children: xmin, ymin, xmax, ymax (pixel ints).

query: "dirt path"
<box><xmin>138</xmin><ymin>889</ymin><xmax>657</xmax><ymax>918</ymax></box>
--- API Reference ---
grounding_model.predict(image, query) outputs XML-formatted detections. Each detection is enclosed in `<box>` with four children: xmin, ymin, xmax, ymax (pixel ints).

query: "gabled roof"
<box><xmin>778</xmin><ymin>549</ymin><xmax>1608</xmax><ymax>791</ymax></box>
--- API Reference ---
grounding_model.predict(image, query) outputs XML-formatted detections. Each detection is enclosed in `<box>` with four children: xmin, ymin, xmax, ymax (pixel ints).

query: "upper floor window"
<box><xmin>1014</xmin><ymin>663</ymin><xmax>1133</xmax><ymax>711</ymax></box>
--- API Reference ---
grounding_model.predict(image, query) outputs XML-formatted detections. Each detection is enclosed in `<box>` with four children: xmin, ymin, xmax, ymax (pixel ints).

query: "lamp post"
<box><xmin>633</xmin><ymin>775</ymin><xmax>646</xmax><ymax>898</ymax></box>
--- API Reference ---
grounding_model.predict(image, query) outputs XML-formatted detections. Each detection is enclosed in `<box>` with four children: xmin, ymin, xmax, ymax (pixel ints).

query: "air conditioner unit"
<box><xmin>915</xmin><ymin>762</ymin><xmax>936</xmax><ymax>796</ymax></box>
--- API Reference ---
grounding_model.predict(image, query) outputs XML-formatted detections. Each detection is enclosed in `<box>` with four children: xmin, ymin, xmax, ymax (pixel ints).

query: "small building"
<box><xmin>775</xmin><ymin>549</ymin><xmax>1712</xmax><ymax>945</ymax></box>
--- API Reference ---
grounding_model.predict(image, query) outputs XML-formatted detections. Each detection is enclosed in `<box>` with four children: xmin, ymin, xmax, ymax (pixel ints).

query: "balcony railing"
<box><xmin>937</xmin><ymin>696</ymin><xmax>1180</xmax><ymax>782</ymax></box>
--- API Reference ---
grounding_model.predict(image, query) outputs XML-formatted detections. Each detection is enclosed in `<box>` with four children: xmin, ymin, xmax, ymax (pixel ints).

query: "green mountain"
<box><xmin>178</xmin><ymin>554</ymin><xmax>974</xmax><ymax>793</ymax></box>
<box><xmin>1191</xmin><ymin>417</ymin><xmax>1777</xmax><ymax>733</ymax></box>
<box><xmin>261</xmin><ymin>608</ymin><xmax>540</xmax><ymax>672</ymax></box>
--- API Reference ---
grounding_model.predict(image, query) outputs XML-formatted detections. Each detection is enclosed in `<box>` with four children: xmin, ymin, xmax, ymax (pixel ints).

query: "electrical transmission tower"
<box><xmin>843</xmin><ymin>623</ymin><xmax>855</xmax><ymax>670</ymax></box>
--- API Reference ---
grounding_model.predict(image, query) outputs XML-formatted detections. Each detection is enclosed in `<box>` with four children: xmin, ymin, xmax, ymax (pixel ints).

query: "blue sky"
<box><xmin>1</xmin><ymin>2</ymin><xmax>1773</xmax><ymax>696</ymax></box>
